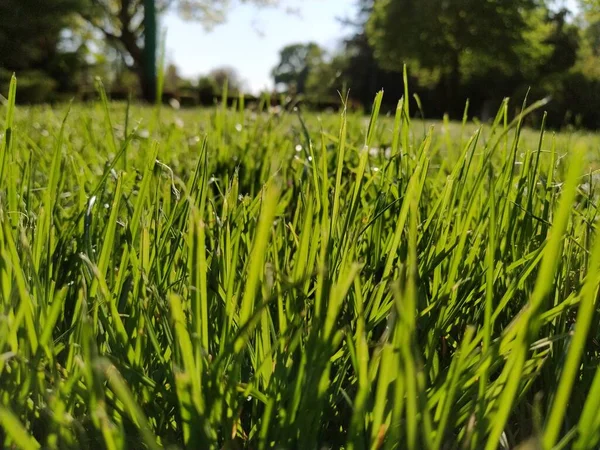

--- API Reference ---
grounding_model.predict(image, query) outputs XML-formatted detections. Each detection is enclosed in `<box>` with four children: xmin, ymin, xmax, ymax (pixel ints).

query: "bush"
<box><xmin>197</xmin><ymin>75</ymin><xmax>218</xmax><ymax>100</ymax></box>
<box><xmin>0</xmin><ymin>69</ymin><xmax>57</xmax><ymax>103</ymax></box>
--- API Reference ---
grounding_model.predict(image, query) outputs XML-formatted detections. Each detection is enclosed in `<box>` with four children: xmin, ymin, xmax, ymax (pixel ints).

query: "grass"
<box><xmin>1</xmin><ymin>72</ymin><xmax>600</xmax><ymax>449</ymax></box>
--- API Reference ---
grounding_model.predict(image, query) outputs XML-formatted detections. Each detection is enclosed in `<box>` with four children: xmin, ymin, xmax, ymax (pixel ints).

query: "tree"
<box><xmin>325</xmin><ymin>0</ymin><xmax>406</xmax><ymax>111</ymax></box>
<box><xmin>208</xmin><ymin>66</ymin><xmax>243</xmax><ymax>94</ymax></box>
<box><xmin>304</xmin><ymin>54</ymin><xmax>347</xmax><ymax>100</ymax></box>
<box><xmin>367</xmin><ymin>0</ymin><xmax>553</xmax><ymax>115</ymax></box>
<box><xmin>79</xmin><ymin>0</ymin><xmax>281</xmax><ymax>101</ymax></box>
<box><xmin>271</xmin><ymin>43</ymin><xmax>324</xmax><ymax>95</ymax></box>
<box><xmin>197</xmin><ymin>75</ymin><xmax>219</xmax><ymax>98</ymax></box>
<box><xmin>0</xmin><ymin>0</ymin><xmax>85</xmax><ymax>101</ymax></box>
<box><xmin>164</xmin><ymin>63</ymin><xmax>181</xmax><ymax>92</ymax></box>
<box><xmin>577</xmin><ymin>0</ymin><xmax>600</xmax><ymax>79</ymax></box>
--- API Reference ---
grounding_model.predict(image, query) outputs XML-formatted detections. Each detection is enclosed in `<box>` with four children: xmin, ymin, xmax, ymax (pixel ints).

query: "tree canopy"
<box><xmin>271</xmin><ymin>43</ymin><xmax>324</xmax><ymax>95</ymax></box>
<box><xmin>367</xmin><ymin>0</ymin><xmax>554</xmax><ymax>112</ymax></box>
<box><xmin>3</xmin><ymin>0</ymin><xmax>600</xmax><ymax>127</ymax></box>
<box><xmin>0</xmin><ymin>0</ymin><xmax>86</xmax><ymax>100</ymax></box>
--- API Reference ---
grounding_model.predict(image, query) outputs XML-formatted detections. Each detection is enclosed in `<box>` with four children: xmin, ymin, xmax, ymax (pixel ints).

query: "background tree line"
<box><xmin>273</xmin><ymin>0</ymin><xmax>600</xmax><ymax>128</ymax></box>
<box><xmin>0</xmin><ymin>0</ymin><xmax>272</xmax><ymax>103</ymax></box>
<box><xmin>1</xmin><ymin>0</ymin><xmax>600</xmax><ymax>128</ymax></box>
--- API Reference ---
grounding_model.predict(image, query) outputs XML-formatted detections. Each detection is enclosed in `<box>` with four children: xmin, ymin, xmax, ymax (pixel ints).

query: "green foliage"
<box><xmin>1</xmin><ymin>76</ymin><xmax>600</xmax><ymax>449</ymax></box>
<box><xmin>0</xmin><ymin>70</ymin><xmax>58</xmax><ymax>104</ymax></box>
<box><xmin>0</xmin><ymin>0</ymin><xmax>85</xmax><ymax>100</ymax></box>
<box><xmin>0</xmin><ymin>0</ymin><xmax>83</xmax><ymax>70</ymax></box>
<box><xmin>284</xmin><ymin>0</ymin><xmax>596</xmax><ymax>126</ymax></box>
<box><xmin>577</xmin><ymin>0</ymin><xmax>600</xmax><ymax>80</ymax></box>
<box><xmin>304</xmin><ymin>54</ymin><xmax>348</xmax><ymax>101</ymax></box>
<box><xmin>208</xmin><ymin>66</ymin><xmax>243</xmax><ymax>94</ymax></box>
<box><xmin>360</xmin><ymin>0</ymin><xmax>568</xmax><ymax>117</ymax></box>
<box><xmin>272</xmin><ymin>42</ymin><xmax>325</xmax><ymax>95</ymax></box>
<box><xmin>197</xmin><ymin>75</ymin><xmax>219</xmax><ymax>98</ymax></box>
<box><xmin>367</xmin><ymin>0</ymin><xmax>552</xmax><ymax>76</ymax></box>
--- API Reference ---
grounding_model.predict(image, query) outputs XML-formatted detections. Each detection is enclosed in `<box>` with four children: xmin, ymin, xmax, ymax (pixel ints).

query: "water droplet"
<box><xmin>87</xmin><ymin>196</ymin><xmax>97</xmax><ymax>215</ymax></box>
<box><xmin>295</xmin><ymin>144</ymin><xmax>302</xmax><ymax>152</ymax></box>
<box><xmin>188</xmin><ymin>136</ymin><xmax>201</xmax><ymax>146</ymax></box>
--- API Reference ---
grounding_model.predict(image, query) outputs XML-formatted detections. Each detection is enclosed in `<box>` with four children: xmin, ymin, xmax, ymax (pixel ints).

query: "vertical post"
<box><xmin>143</xmin><ymin>0</ymin><xmax>157</xmax><ymax>102</ymax></box>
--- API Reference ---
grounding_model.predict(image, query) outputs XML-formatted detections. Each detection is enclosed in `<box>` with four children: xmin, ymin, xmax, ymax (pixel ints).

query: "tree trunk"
<box><xmin>142</xmin><ymin>0</ymin><xmax>157</xmax><ymax>103</ymax></box>
<box><xmin>446</xmin><ymin>51</ymin><xmax>461</xmax><ymax>117</ymax></box>
<box><xmin>438</xmin><ymin>51</ymin><xmax>461</xmax><ymax>118</ymax></box>
<box><xmin>139</xmin><ymin>66</ymin><xmax>156</xmax><ymax>103</ymax></box>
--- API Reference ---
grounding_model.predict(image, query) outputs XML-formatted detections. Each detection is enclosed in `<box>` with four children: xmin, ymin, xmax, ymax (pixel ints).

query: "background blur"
<box><xmin>0</xmin><ymin>0</ymin><xmax>599</xmax><ymax>128</ymax></box>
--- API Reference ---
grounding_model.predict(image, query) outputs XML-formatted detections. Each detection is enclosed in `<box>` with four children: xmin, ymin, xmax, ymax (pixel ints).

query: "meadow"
<box><xmin>1</xmin><ymin>74</ymin><xmax>600</xmax><ymax>449</ymax></box>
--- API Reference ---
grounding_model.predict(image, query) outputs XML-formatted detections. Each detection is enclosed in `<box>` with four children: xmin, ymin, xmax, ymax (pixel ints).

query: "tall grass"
<box><xmin>1</xmin><ymin>72</ymin><xmax>600</xmax><ymax>449</ymax></box>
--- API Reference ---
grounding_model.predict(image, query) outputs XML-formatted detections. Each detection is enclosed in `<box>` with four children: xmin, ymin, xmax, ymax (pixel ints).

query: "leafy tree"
<box><xmin>367</xmin><ymin>0</ymin><xmax>553</xmax><ymax>114</ymax></box>
<box><xmin>337</xmin><ymin>31</ymin><xmax>407</xmax><ymax>111</ymax></box>
<box><xmin>326</xmin><ymin>0</ymin><xmax>406</xmax><ymax>111</ymax></box>
<box><xmin>208</xmin><ymin>66</ymin><xmax>243</xmax><ymax>94</ymax></box>
<box><xmin>0</xmin><ymin>0</ymin><xmax>82</xmax><ymax>70</ymax></box>
<box><xmin>272</xmin><ymin>42</ymin><xmax>324</xmax><ymax>94</ymax></box>
<box><xmin>164</xmin><ymin>63</ymin><xmax>181</xmax><ymax>92</ymax></box>
<box><xmin>541</xmin><ymin>8</ymin><xmax>580</xmax><ymax>75</ymax></box>
<box><xmin>197</xmin><ymin>75</ymin><xmax>219</xmax><ymax>98</ymax></box>
<box><xmin>577</xmin><ymin>0</ymin><xmax>600</xmax><ymax>79</ymax></box>
<box><xmin>78</xmin><ymin>0</ymin><xmax>282</xmax><ymax>101</ymax></box>
<box><xmin>0</xmin><ymin>0</ymin><xmax>85</xmax><ymax>100</ymax></box>
<box><xmin>304</xmin><ymin>54</ymin><xmax>347</xmax><ymax>100</ymax></box>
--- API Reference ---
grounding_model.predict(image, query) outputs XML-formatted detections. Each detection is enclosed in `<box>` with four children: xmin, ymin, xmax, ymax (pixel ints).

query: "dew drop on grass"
<box><xmin>188</xmin><ymin>136</ymin><xmax>201</xmax><ymax>145</ymax></box>
<box><xmin>87</xmin><ymin>196</ymin><xmax>97</xmax><ymax>215</ymax></box>
<box><xmin>295</xmin><ymin>144</ymin><xmax>302</xmax><ymax>152</ymax></box>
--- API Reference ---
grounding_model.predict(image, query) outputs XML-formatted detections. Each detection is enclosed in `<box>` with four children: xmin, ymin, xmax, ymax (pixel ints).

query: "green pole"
<box><xmin>143</xmin><ymin>0</ymin><xmax>157</xmax><ymax>102</ymax></box>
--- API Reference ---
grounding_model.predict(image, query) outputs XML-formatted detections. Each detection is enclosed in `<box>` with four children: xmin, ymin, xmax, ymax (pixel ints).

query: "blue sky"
<box><xmin>162</xmin><ymin>0</ymin><xmax>356</xmax><ymax>93</ymax></box>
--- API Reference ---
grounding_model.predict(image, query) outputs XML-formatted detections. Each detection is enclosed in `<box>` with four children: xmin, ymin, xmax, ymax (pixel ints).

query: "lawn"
<box><xmin>1</xmin><ymin>76</ymin><xmax>600</xmax><ymax>449</ymax></box>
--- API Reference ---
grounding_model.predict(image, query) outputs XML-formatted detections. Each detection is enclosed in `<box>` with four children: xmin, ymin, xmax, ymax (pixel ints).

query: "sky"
<box><xmin>162</xmin><ymin>0</ymin><xmax>356</xmax><ymax>93</ymax></box>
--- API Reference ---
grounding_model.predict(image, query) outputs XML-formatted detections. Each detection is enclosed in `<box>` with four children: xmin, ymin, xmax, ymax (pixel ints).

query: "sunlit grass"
<box><xmin>1</xmin><ymin>72</ymin><xmax>600</xmax><ymax>449</ymax></box>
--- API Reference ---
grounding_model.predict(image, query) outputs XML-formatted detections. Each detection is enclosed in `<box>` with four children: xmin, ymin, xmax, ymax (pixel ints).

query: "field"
<box><xmin>1</xmin><ymin>75</ymin><xmax>600</xmax><ymax>449</ymax></box>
